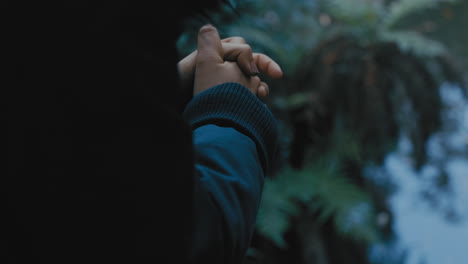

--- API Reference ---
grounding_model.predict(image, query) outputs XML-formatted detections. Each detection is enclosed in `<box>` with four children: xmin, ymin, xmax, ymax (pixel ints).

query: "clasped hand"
<box><xmin>178</xmin><ymin>25</ymin><xmax>283</xmax><ymax>98</ymax></box>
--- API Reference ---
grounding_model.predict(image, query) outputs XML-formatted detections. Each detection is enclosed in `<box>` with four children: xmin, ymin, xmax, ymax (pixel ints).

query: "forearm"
<box><xmin>183</xmin><ymin>82</ymin><xmax>279</xmax><ymax>263</ymax></box>
<box><xmin>189</xmin><ymin>124</ymin><xmax>264</xmax><ymax>263</ymax></box>
<box><xmin>183</xmin><ymin>82</ymin><xmax>278</xmax><ymax>174</ymax></box>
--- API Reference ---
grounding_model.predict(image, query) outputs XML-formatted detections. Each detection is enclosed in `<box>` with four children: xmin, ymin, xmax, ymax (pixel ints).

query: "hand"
<box><xmin>178</xmin><ymin>25</ymin><xmax>283</xmax><ymax>97</ymax></box>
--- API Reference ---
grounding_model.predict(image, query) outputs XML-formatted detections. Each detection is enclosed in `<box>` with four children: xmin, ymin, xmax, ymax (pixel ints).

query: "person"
<box><xmin>4</xmin><ymin>1</ymin><xmax>282</xmax><ymax>263</ymax></box>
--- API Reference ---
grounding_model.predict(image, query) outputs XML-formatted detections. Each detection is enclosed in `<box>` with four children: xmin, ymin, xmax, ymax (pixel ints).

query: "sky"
<box><xmin>387</xmin><ymin>154</ymin><xmax>468</xmax><ymax>264</ymax></box>
<box><xmin>384</xmin><ymin>83</ymin><xmax>468</xmax><ymax>264</ymax></box>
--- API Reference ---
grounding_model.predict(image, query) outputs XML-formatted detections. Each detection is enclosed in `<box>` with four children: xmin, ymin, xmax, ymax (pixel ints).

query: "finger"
<box><xmin>179</xmin><ymin>41</ymin><xmax>257</xmax><ymax>82</ymax></box>
<box><xmin>197</xmin><ymin>25</ymin><xmax>223</xmax><ymax>65</ymax></box>
<box><xmin>257</xmin><ymin>82</ymin><xmax>269</xmax><ymax>98</ymax></box>
<box><xmin>250</xmin><ymin>75</ymin><xmax>262</xmax><ymax>95</ymax></box>
<box><xmin>178</xmin><ymin>50</ymin><xmax>197</xmax><ymax>77</ymax></box>
<box><xmin>221</xmin><ymin>43</ymin><xmax>257</xmax><ymax>76</ymax></box>
<box><xmin>222</xmin><ymin>36</ymin><xmax>247</xmax><ymax>44</ymax></box>
<box><xmin>253</xmin><ymin>53</ymin><xmax>283</xmax><ymax>79</ymax></box>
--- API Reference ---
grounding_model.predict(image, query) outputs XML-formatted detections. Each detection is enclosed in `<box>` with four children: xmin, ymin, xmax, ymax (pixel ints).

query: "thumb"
<box><xmin>197</xmin><ymin>25</ymin><xmax>223</xmax><ymax>64</ymax></box>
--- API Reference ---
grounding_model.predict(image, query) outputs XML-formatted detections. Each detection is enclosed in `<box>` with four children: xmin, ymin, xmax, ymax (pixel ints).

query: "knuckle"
<box><xmin>199</xmin><ymin>24</ymin><xmax>217</xmax><ymax>34</ymax></box>
<box><xmin>238</xmin><ymin>37</ymin><xmax>247</xmax><ymax>43</ymax></box>
<box><xmin>196</xmin><ymin>55</ymin><xmax>220</xmax><ymax>67</ymax></box>
<box><xmin>252</xmin><ymin>76</ymin><xmax>261</xmax><ymax>84</ymax></box>
<box><xmin>232</xmin><ymin>36</ymin><xmax>247</xmax><ymax>43</ymax></box>
<box><xmin>242</xmin><ymin>44</ymin><xmax>253</xmax><ymax>53</ymax></box>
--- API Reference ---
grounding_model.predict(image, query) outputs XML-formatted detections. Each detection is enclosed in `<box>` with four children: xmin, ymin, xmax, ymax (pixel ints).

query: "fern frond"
<box><xmin>323</xmin><ymin>0</ymin><xmax>384</xmax><ymax>26</ymax></box>
<box><xmin>384</xmin><ymin>0</ymin><xmax>459</xmax><ymax>29</ymax></box>
<box><xmin>380</xmin><ymin>30</ymin><xmax>447</xmax><ymax>57</ymax></box>
<box><xmin>256</xmin><ymin>175</ymin><xmax>300</xmax><ymax>248</ymax></box>
<box><xmin>256</xmin><ymin>160</ymin><xmax>378</xmax><ymax>248</ymax></box>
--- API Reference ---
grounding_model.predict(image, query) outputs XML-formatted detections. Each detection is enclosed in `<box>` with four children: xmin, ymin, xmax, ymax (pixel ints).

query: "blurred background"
<box><xmin>178</xmin><ymin>0</ymin><xmax>468</xmax><ymax>263</ymax></box>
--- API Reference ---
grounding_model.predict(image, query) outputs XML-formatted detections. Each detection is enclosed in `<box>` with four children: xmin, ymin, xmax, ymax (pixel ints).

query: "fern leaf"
<box><xmin>256</xmin><ymin>161</ymin><xmax>378</xmax><ymax>248</ymax></box>
<box><xmin>323</xmin><ymin>0</ymin><xmax>383</xmax><ymax>26</ymax></box>
<box><xmin>380</xmin><ymin>30</ymin><xmax>447</xmax><ymax>57</ymax></box>
<box><xmin>384</xmin><ymin>0</ymin><xmax>459</xmax><ymax>28</ymax></box>
<box><xmin>256</xmin><ymin>176</ymin><xmax>299</xmax><ymax>248</ymax></box>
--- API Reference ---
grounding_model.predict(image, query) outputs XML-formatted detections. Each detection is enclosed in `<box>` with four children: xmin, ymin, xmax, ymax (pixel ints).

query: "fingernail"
<box><xmin>250</xmin><ymin>61</ymin><xmax>260</xmax><ymax>75</ymax></box>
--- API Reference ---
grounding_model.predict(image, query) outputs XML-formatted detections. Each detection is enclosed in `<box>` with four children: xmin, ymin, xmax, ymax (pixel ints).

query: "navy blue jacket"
<box><xmin>184</xmin><ymin>83</ymin><xmax>278</xmax><ymax>263</ymax></box>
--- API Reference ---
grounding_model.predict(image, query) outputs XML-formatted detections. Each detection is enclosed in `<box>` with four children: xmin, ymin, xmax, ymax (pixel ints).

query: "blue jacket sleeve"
<box><xmin>189</xmin><ymin>125</ymin><xmax>264</xmax><ymax>264</ymax></box>
<box><xmin>183</xmin><ymin>83</ymin><xmax>279</xmax><ymax>263</ymax></box>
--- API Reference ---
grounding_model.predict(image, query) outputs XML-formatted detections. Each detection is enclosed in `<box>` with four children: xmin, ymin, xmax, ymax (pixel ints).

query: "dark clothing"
<box><xmin>184</xmin><ymin>82</ymin><xmax>278</xmax><ymax>173</ymax></box>
<box><xmin>4</xmin><ymin>2</ymin><xmax>278</xmax><ymax>263</ymax></box>
<box><xmin>185</xmin><ymin>83</ymin><xmax>278</xmax><ymax>263</ymax></box>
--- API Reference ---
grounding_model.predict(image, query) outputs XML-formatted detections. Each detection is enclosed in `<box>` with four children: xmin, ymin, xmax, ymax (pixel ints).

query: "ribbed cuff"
<box><xmin>183</xmin><ymin>82</ymin><xmax>278</xmax><ymax>174</ymax></box>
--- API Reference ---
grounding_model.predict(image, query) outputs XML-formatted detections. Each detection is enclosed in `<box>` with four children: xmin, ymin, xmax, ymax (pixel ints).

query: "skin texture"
<box><xmin>178</xmin><ymin>25</ymin><xmax>283</xmax><ymax>98</ymax></box>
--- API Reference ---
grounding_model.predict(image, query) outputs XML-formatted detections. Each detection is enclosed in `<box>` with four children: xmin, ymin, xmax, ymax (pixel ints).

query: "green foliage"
<box><xmin>283</xmin><ymin>0</ymin><xmax>464</xmax><ymax>167</ymax></box>
<box><xmin>246</xmin><ymin>2</ymin><xmax>464</xmax><ymax>260</ymax></box>
<box><xmin>178</xmin><ymin>0</ymin><xmax>462</xmax><ymax>75</ymax></box>
<box><xmin>379</xmin><ymin>31</ymin><xmax>446</xmax><ymax>57</ymax></box>
<box><xmin>320</xmin><ymin>0</ymin><xmax>459</xmax><ymax>57</ymax></box>
<box><xmin>257</xmin><ymin>163</ymin><xmax>378</xmax><ymax>248</ymax></box>
<box><xmin>219</xmin><ymin>1</ymin><xmax>464</xmax><ymax>255</ymax></box>
<box><xmin>324</xmin><ymin>0</ymin><xmax>383</xmax><ymax>27</ymax></box>
<box><xmin>257</xmin><ymin>125</ymin><xmax>378</xmax><ymax>248</ymax></box>
<box><xmin>384</xmin><ymin>0</ymin><xmax>458</xmax><ymax>28</ymax></box>
<box><xmin>380</xmin><ymin>0</ymin><xmax>458</xmax><ymax>57</ymax></box>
